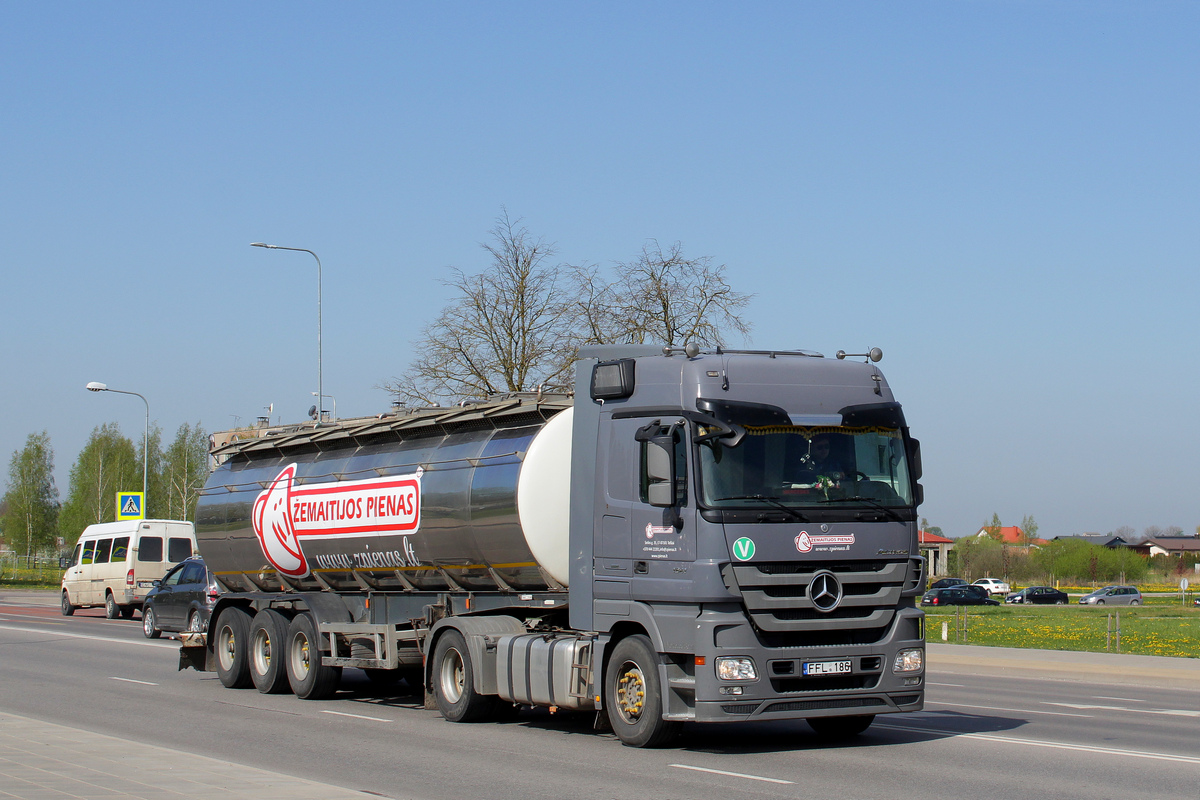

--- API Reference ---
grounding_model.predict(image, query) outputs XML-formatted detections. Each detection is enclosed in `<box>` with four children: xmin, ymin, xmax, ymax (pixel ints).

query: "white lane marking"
<box><xmin>0</xmin><ymin>623</ymin><xmax>176</xmax><ymax>649</ymax></box>
<box><xmin>927</xmin><ymin>682</ymin><xmax>965</xmax><ymax>687</ymax></box>
<box><xmin>320</xmin><ymin>710</ymin><xmax>392</xmax><ymax>723</ymax></box>
<box><xmin>669</xmin><ymin>764</ymin><xmax>794</xmax><ymax>785</ymax></box>
<box><xmin>1093</xmin><ymin>696</ymin><xmax>1145</xmax><ymax>702</ymax></box>
<box><xmin>111</xmin><ymin>677</ymin><xmax>158</xmax><ymax>686</ymax></box>
<box><xmin>877</xmin><ymin>723</ymin><xmax>1200</xmax><ymax>765</ymax></box>
<box><xmin>1046</xmin><ymin>702</ymin><xmax>1200</xmax><ymax>718</ymax></box>
<box><xmin>930</xmin><ymin>702</ymin><xmax>1093</xmax><ymax>718</ymax></box>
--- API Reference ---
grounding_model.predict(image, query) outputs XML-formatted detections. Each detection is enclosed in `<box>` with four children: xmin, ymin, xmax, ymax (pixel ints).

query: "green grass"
<box><xmin>925</xmin><ymin>604</ymin><xmax>1200</xmax><ymax>658</ymax></box>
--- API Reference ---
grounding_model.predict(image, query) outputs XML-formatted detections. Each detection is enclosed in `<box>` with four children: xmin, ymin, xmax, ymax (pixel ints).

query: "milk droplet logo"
<box><xmin>252</xmin><ymin>464</ymin><xmax>307</xmax><ymax>577</ymax></box>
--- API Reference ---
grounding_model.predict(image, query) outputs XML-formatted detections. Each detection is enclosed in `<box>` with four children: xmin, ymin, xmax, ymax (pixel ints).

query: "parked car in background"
<box><xmin>929</xmin><ymin>577</ymin><xmax>968</xmax><ymax>590</ymax></box>
<box><xmin>142</xmin><ymin>556</ymin><xmax>218</xmax><ymax>638</ymax></box>
<box><xmin>972</xmin><ymin>578</ymin><xmax>1011</xmax><ymax>596</ymax></box>
<box><xmin>1005</xmin><ymin>586</ymin><xmax>1069</xmax><ymax>605</ymax></box>
<box><xmin>1078</xmin><ymin>586</ymin><xmax>1142</xmax><ymax>606</ymax></box>
<box><xmin>921</xmin><ymin>587</ymin><xmax>1000</xmax><ymax>607</ymax></box>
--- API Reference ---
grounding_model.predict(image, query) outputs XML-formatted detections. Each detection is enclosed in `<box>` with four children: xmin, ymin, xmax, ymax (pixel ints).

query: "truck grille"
<box><xmin>723</xmin><ymin>560</ymin><xmax>910</xmax><ymax>645</ymax></box>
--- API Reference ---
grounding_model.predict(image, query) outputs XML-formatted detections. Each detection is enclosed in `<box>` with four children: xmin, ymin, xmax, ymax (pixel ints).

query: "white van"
<box><xmin>60</xmin><ymin>520</ymin><xmax>197</xmax><ymax>619</ymax></box>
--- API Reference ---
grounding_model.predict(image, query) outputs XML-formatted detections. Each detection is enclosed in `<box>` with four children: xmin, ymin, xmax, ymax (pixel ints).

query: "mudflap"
<box><xmin>178</xmin><ymin>632</ymin><xmax>210</xmax><ymax>672</ymax></box>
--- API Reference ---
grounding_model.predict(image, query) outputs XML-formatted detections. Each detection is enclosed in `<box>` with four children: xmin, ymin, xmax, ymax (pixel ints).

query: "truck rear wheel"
<box><xmin>214</xmin><ymin>607</ymin><xmax>253</xmax><ymax>689</ymax></box>
<box><xmin>286</xmin><ymin>612</ymin><xmax>341</xmax><ymax>700</ymax></box>
<box><xmin>807</xmin><ymin>715</ymin><xmax>875</xmax><ymax>737</ymax></box>
<box><xmin>431</xmin><ymin>629</ymin><xmax>495</xmax><ymax>722</ymax></box>
<box><xmin>604</xmin><ymin>634</ymin><xmax>681</xmax><ymax>748</ymax></box>
<box><xmin>105</xmin><ymin>592</ymin><xmax>120</xmax><ymax>620</ymax></box>
<box><xmin>249</xmin><ymin>609</ymin><xmax>292</xmax><ymax>694</ymax></box>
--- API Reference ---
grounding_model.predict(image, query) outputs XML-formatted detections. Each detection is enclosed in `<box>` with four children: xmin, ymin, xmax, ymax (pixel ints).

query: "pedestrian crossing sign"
<box><xmin>116</xmin><ymin>492</ymin><xmax>144</xmax><ymax>521</ymax></box>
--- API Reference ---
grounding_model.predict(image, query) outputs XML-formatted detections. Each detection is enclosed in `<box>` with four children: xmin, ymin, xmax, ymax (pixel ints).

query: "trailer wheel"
<box><xmin>431</xmin><ymin>629</ymin><xmax>495</xmax><ymax>722</ymax></box>
<box><xmin>286</xmin><ymin>612</ymin><xmax>342</xmax><ymax>700</ymax></box>
<box><xmin>142</xmin><ymin>607</ymin><xmax>162</xmax><ymax>639</ymax></box>
<box><xmin>214</xmin><ymin>607</ymin><xmax>253</xmax><ymax>689</ymax></box>
<box><xmin>604</xmin><ymin>634</ymin><xmax>681</xmax><ymax>747</ymax></box>
<box><xmin>249</xmin><ymin>609</ymin><xmax>292</xmax><ymax>694</ymax></box>
<box><xmin>61</xmin><ymin>591</ymin><xmax>75</xmax><ymax>617</ymax></box>
<box><xmin>807</xmin><ymin>715</ymin><xmax>875</xmax><ymax>737</ymax></box>
<box><xmin>105</xmin><ymin>592</ymin><xmax>120</xmax><ymax>620</ymax></box>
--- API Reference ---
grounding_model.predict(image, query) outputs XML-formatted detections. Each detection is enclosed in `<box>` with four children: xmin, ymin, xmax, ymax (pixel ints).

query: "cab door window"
<box><xmin>81</xmin><ymin>541</ymin><xmax>96</xmax><ymax>565</ymax></box>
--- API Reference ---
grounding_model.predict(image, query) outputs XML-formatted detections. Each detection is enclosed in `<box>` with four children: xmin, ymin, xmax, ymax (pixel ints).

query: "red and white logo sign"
<box><xmin>252</xmin><ymin>463</ymin><xmax>422</xmax><ymax>578</ymax></box>
<box><xmin>795</xmin><ymin>531</ymin><xmax>855</xmax><ymax>553</ymax></box>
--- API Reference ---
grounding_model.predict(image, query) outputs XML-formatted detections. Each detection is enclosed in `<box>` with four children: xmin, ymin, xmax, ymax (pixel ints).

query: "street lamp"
<box><xmin>251</xmin><ymin>242</ymin><xmax>323</xmax><ymax>423</ymax></box>
<box><xmin>85</xmin><ymin>382</ymin><xmax>149</xmax><ymax>500</ymax></box>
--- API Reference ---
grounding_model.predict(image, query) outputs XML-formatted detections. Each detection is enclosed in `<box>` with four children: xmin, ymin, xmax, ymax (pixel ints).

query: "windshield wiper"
<box><xmin>714</xmin><ymin>495</ymin><xmax>808</xmax><ymax>522</ymax></box>
<box><xmin>819</xmin><ymin>496</ymin><xmax>904</xmax><ymax>522</ymax></box>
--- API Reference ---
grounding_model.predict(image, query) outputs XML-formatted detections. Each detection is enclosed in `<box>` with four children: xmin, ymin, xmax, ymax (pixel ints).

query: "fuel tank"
<box><xmin>196</xmin><ymin>395</ymin><xmax>574</xmax><ymax>594</ymax></box>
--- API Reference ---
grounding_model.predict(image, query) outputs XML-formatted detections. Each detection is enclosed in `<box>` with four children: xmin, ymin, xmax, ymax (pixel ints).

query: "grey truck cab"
<box><xmin>572</xmin><ymin>345</ymin><xmax>925</xmax><ymax>743</ymax></box>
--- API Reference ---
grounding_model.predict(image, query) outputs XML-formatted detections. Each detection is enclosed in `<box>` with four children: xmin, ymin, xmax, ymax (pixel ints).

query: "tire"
<box><xmin>186</xmin><ymin>610</ymin><xmax>203</xmax><ymax>633</ymax></box>
<box><xmin>431</xmin><ymin>629</ymin><xmax>496</xmax><ymax>722</ymax></box>
<box><xmin>121</xmin><ymin>605</ymin><xmax>136</xmax><ymax>620</ymax></box>
<box><xmin>105</xmin><ymin>592</ymin><xmax>120</xmax><ymax>620</ymax></box>
<box><xmin>61</xmin><ymin>591</ymin><xmax>75</xmax><ymax>617</ymax></box>
<box><xmin>214</xmin><ymin>607</ymin><xmax>254</xmax><ymax>689</ymax></box>
<box><xmin>142</xmin><ymin>606</ymin><xmax>162</xmax><ymax>639</ymax></box>
<box><xmin>1056</xmin><ymin>599</ymin><xmax>1066</xmax><ymax>605</ymax></box>
<box><xmin>1130</xmin><ymin>600</ymin><xmax>1140</xmax><ymax>606</ymax></box>
<box><xmin>249</xmin><ymin>609</ymin><xmax>292</xmax><ymax>694</ymax></box>
<box><xmin>604</xmin><ymin>634</ymin><xmax>681</xmax><ymax>747</ymax></box>
<box><xmin>1096</xmin><ymin>600</ymin><xmax>1105</xmax><ymax>605</ymax></box>
<box><xmin>808</xmin><ymin>715</ymin><xmax>875</xmax><ymax>737</ymax></box>
<box><xmin>286</xmin><ymin>612</ymin><xmax>341</xmax><ymax>700</ymax></box>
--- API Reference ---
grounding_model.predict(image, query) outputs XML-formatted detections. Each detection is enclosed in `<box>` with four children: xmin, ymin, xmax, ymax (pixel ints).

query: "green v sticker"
<box><xmin>732</xmin><ymin>537</ymin><xmax>756</xmax><ymax>561</ymax></box>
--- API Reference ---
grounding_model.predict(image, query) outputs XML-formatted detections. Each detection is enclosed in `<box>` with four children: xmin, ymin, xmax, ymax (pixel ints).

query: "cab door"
<box><xmin>61</xmin><ymin>543</ymin><xmax>86</xmax><ymax>605</ymax></box>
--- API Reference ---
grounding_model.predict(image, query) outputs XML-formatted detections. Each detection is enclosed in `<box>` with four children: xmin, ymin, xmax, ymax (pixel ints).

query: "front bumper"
<box><xmin>685</xmin><ymin>604</ymin><xmax>925</xmax><ymax>723</ymax></box>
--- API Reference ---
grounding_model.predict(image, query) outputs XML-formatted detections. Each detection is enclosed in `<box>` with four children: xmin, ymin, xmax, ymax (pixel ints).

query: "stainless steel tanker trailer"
<box><xmin>182</xmin><ymin>343</ymin><xmax>927</xmax><ymax>747</ymax></box>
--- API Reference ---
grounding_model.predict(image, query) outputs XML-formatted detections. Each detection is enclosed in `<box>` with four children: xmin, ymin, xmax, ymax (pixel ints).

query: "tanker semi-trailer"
<box><xmin>183</xmin><ymin>343</ymin><xmax>927</xmax><ymax>747</ymax></box>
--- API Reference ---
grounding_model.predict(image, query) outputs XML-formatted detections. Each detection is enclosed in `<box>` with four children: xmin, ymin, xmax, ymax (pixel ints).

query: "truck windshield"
<box><xmin>697</xmin><ymin>425</ymin><xmax>914</xmax><ymax>509</ymax></box>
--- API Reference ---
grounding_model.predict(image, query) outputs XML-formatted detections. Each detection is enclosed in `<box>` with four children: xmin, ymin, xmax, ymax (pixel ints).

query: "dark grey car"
<box><xmin>142</xmin><ymin>557</ymin><xmax>217</xmax><ymax>638</ymax></box>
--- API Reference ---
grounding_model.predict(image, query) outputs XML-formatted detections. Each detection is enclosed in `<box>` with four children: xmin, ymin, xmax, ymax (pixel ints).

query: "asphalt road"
<box><xmin>1</xmin><ymin>593</ymin><xmax>1197</xmax><ymax>800</ymax></box>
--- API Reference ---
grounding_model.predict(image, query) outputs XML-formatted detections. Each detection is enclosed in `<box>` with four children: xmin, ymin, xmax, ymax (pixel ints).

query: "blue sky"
<box><xmin>2</xmin><ymin>2</ymin><xmax>1197</xmax><ymax>540</ymax></box>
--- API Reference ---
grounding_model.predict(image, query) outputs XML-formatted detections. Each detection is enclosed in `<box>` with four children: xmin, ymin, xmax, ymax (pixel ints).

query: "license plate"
<box><xmin>802</xmin><ymin>660</ymin><xmax>852</xmax><ymax>676</ymax></box>
<box><xmin>137</xmin><ymin>581</ymin><xmax>154</xmax><ymax>588</ymax></box>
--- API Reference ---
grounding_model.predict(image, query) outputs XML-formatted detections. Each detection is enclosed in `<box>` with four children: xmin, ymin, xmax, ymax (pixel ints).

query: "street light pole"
<box><xmin>251</xmin><ymin>243</ymin><xmax>323</xmax><ymax>422</ymax></box>
<box><xmin>85</xmin><ymin>382</ymin><xmax>149</xmax><ymax>500</ymax></box>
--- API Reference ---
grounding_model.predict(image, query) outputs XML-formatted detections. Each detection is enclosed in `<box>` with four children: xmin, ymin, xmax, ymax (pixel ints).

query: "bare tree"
<box><xmin>573</xmin><ymin>240</ymin><xmax>752</xmax><ymax>347</ymax></box>
<box><xmin>382</xmin><ymin>211</ymin><xmax>578</xmax><ymax>405</ymax></box>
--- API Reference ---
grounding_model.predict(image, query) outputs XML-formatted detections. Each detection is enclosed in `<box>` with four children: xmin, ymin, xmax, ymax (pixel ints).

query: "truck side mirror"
<box><xmin>907</xmin><ymin>437</ymin><xmax>922</xmax><ymax>481</ymax></box>
<box><xmin>644</xmin><ymin>438</ymin><xmax>676</xmax><ymax>508</ymax></box>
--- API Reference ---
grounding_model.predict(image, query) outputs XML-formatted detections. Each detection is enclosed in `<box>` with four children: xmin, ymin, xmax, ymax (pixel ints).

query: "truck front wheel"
<box><xmin>431</xmin><ymin>629</ymin><xmax>495</xmax><ymax>722</ymax></box>
<box><xmin>604</xmin><ymin>634</ymin><xmax>681</xmax><ymax>748</ymax></box>
<box><xmin>286</xmin><ymin>612</ymin><xmax>341</xmax><ymax>700</ymax></box>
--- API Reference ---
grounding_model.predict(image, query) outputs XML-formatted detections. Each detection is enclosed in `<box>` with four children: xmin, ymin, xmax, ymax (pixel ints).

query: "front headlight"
<box><xmin>892</xmin><ymin>648</ymin><xmax>924</xmax><ymax>673</ymax></box>
<box><xmin>716</xmin><ymin>656</ymin><xmax>758</xmax><ymax>681</ymax></box>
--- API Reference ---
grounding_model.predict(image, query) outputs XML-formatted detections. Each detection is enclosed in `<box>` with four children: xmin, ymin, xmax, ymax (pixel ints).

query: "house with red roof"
<box><xmin>974</xmin><ymin>525</ymin><xmax>1049</xmax><ymax>547</ymax></box>
<box><xmin>919</xmin><ymin>530</ymin><xmax>955</xmax><ymax>575</ymax></box>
